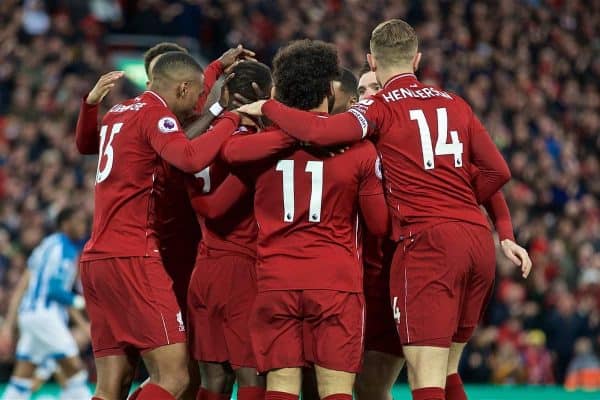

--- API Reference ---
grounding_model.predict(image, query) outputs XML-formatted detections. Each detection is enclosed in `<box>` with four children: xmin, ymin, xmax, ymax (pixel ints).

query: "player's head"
<box><xmin>272</xmin><ymin>39</ymin><xmax>339</xmax><ymax>112</ymax></box>
<box><xmin>225</xmin><ymin>61</ymin><xmax>272</xmax><ymax>110</ymax></box>
<box><xmin>150</xmin><ymin>51</ymin><xmax>204</xmax><ymax>120</ymax></box>
<box><xmin>331</xmin><ymin>67</ymin><xmax>358</xmax><ymax>115</ymax></box>
<box><xmin>144</xmin><ymin>42</ymin><xmax>188</xmax><ymax>82</ymax></box>
<box><xmin>57</xmin><ymin>207</ymin><xmax>87</xmax><ymax>241</ymax></box>
<box><xmin>357</xmin><ymin>62</ymin><xmax>381</xmax><ymax>100</ymax></box>
<box><xmin>368</xmin><ymin>19</ymin><xmax>421</xmax><ymax>80</ymax></box>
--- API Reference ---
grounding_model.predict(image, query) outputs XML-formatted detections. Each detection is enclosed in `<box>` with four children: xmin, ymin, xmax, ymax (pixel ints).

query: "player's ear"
<box><xmin>177</xmin><ymin>81</ymin><xmax>189</xmax><ymax>98</ymax></box>
<box><xmin>413</xmin><ymin>52</ymin><xmax>422</xmax><ymax>73</ymax></box>
<box><xmin>348</xmin><ymin>95</ymin><xmax>358</xmax><ymax>108</ymax></box>
<box><xmin>367</xmin><ymin>53</ymin><xmax>376</xmax><ymax>72</ymax></box>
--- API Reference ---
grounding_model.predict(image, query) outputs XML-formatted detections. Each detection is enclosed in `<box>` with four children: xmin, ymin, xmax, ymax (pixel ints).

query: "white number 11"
<box><xmin>275</xmin><ymin>160</ymin><xmax>323</xmax><ymax>223</ymax></box>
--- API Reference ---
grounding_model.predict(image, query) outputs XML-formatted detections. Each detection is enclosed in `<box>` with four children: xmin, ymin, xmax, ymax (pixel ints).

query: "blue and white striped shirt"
<box><xmin>20</xmin><ymin>233</ymin><xmax>81</xmax><ymax>319</ymax></box>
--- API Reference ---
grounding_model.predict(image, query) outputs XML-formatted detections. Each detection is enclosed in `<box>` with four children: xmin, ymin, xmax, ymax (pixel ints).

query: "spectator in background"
<box><xmin>565</xmin><ymin>337</ymin><xmax>600</xmax><ymax>391</ymax></box>
<box><xmin>0</xmin><ymin>0</ymin><xmax>598</xmax><ymax>386</ymax></box>
<box><xmin>522</xmin><ymin>330</ymin><xmax>555</xmax><ymax>384</ymax></box>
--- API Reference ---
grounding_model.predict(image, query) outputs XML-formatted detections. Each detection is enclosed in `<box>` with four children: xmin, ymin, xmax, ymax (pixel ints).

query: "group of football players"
<box><xmin>70</xmin><ymin>18</ymin><xmax>533</xmax><ymax>400</ymax></box>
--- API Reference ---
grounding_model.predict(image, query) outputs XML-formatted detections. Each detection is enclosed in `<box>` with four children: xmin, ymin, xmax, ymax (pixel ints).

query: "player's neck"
<box><xmin>377</xmin><ymin>67</ymin><xmax>415</xmax><ymax>88</ymax></box>
<box><xmin>310</xmin><ymin>97</ymin><xmax>329</xmax><ymax>114</ymax></box>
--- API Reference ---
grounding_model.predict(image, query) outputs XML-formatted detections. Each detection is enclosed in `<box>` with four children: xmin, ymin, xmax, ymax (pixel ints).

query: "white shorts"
<box><xmin>16</xmin><ymin>310</ymin><xmax>78</xmax><ymax>365</ymax></box>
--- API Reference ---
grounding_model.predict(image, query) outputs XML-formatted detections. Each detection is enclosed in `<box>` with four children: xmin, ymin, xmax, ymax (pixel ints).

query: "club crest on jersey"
<box><xmin>158</xmin><ymin>117</ymin><xmax>178</xmax><ymax>133</ymax></box>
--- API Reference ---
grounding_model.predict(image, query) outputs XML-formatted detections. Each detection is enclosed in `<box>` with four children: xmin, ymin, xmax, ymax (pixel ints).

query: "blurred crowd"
<box><xmin>0</xmin><ymin>0</ymin><xmax>599</xmax><ymax>388</ymax></box>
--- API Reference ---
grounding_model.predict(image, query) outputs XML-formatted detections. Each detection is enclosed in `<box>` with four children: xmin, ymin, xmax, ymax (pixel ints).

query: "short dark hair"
<box><xmin>226</xmin><ymin>61</ymin><xmax>272</xmax><ymax>104</ymax></box>
<box><xmin>272</xmin><ymin>39</ymin><xmax>339</xmax><ymax>110</ymax></box>
<box><xmin>152</xmin><ymin>51</ymin><xmax>203</xmax><ymax>81</ymax></box>
<box><xmin>144</xmin><ymin>42</ymin><xmax>188</xmax><ymax>75</ymax></box>
<box><xmin>56</xmin><ymin>207</ymin><xmax>76</xmax><ymax>229</ymax></box>
<box><xmin>336</xmin><ymin>67</ymin><xmax>358</xmax><ymax>98</ymax></box>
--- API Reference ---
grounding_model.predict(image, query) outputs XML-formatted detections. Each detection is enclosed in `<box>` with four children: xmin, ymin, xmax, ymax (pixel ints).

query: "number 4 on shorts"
<box><xmin>392</xmin><ymin>296</ymin><xmax>401</xmax><ymax>323</ymax></box>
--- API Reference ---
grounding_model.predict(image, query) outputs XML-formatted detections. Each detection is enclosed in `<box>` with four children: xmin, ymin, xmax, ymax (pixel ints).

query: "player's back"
<box><xmin>364</xmin><ymin>73</ymin><xmax>493</xmax><ymax>236</ymax></box>
<box><xmin>82</xmin><ymin>91</ymin><xmax>172</xmax><ymax>261</ymax></box>
<box><xmin>20</xmin><ymin>233</ymin><xmax>79</xmax><ymax>318</ymax></box>
<box><xmin>250</xmin><ymin>131</ymin><xmax>380</xmax><ymax>293</ymax></box>
<box><xmin>189</xmin><ymin>158</ymin><xmax>257</xmax><ymax>259</ymax></box>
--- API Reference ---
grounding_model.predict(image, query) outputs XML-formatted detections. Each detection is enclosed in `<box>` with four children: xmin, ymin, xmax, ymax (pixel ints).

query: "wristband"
<box><xmin>209</xmin><ymin>102</ymin><xmax>224</xmax><ymax>117</ymax></box>
<box><xmin>72</xmin><ymin>295</ymin><xmax>86</xmax><ymax>310</ymax></box>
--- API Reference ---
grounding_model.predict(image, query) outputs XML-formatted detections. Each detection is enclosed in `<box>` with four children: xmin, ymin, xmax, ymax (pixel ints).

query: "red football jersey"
<box><xmin>82</xmin><ymin>91</ymin><xmax>238</xmax><ymax>261</ymax></box>
<box><xmin>262</xmin><ymin>73</ymin><xmax>511</xmax><ymax>239</ymax></box>
<box><xmin>187</xmin><ymin>155</ymin><xmax>257</xmax><ymax>259</ymax></box>
<box><xmin>237</xmin><ymin>127</ymin><xmax>386</xmax><ymax>293</ymax></box>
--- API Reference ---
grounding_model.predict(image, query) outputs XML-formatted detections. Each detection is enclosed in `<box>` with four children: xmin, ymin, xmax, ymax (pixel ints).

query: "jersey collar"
<box><xmin>143</xmin><ymin>90</ymin><xmax>168</xmax><ymax>107</ymax></box>
<box><xmin>383</xmin><ymin>73</ymin><xmax>418</xmax><ymax>89</ymax></box>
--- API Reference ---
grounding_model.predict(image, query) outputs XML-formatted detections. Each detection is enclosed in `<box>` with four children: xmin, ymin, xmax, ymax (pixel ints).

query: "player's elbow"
<box><xmin>499</xmin><ymin>164</ymin><xmax>511</xmax><ymax>185</ymax></box>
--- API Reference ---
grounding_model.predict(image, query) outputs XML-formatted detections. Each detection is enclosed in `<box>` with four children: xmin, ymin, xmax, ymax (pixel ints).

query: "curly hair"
<box><xmin>143</xmin><ymin>42</ymin><xmax>188</xmax><ymax>75</ymax></box>
<box><xmin>272</xmin><ymin>39</ymin><xmax>339</xmax><ymax>110</ymax></box>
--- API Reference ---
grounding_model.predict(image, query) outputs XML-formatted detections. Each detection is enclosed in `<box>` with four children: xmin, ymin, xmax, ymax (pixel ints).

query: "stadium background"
<box><xmin>0</xmin><ymin>0</ymin><xmax>598</xmax><ymax>398</ymax></box>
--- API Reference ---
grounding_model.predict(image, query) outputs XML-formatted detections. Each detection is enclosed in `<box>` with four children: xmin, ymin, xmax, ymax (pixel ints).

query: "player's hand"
<box><xmin>218</xmin><ymin>45</ymin><xmax>256</xmax><ymax>71</ymax></box>
<box><xmin>87</xmin><ymin>71</ymin><xmax>124</xmax><ymax>105</ymax></box>
<box><xmin>218</xmin><ymin>73</ymin><xmax>236</xmax><ymax>108</ymax></box>
<box><xmin>231</xmin><ymin>82</ymin><xmax>268</xmax><ymax>108</ymax></box>
<box><xmin>500</xmin><ymin>239</ymin><xmax>532</xmax><ymax>279</ymax></box>
<box><xmin>235</xmin><ymin>99</ymin><xmax>267</xmax><ymax>116</ymax></box>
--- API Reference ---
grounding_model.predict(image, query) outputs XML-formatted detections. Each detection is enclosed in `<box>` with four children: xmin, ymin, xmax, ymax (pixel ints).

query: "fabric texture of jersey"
<box><xmin>238</xmin><ymin>132</ymin><xmax>384</xmax><ymax>293</ymax></box>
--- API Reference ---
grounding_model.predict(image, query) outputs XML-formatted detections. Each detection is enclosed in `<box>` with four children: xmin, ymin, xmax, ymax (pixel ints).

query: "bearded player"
<box><xmin>238</xmin><ymin>20</ymin><xmax>532</xmax><ymax>400</ymax></box>
<box><xmin>80</xmin><ymin>52</ymin><xmax>241</xmax><ymax>400</ymax></box>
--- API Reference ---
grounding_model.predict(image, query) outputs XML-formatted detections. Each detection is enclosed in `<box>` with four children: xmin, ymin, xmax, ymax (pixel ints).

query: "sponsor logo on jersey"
<box><xmin>109</xmin><ymin>102</ymin><xmax>147</xmax><ymax>113</ymax></box>
<box><xmin>158</xmin><ymin>117</ymin><xmax>178</xmax><ymax>133</ymax></box>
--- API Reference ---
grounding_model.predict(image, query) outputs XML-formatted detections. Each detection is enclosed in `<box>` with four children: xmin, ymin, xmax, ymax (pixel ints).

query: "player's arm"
<box><xmin>147</xmin><ymin>110</ymin><xmax>240</xmax><ymax>173</ymax></box>
<box><xmin>358</xmin><ymin>150</ymin><xmax>389</xmax><ymax>237</ymax></box>
<box><xmin>483</xmin><ymin>191</ymin><xmax>532</xmax><ymax>278</ymax></box>
<box><xmin>196</xmin><ymin>45</ymin><xmax>256</xmax><ymax>113</ymax></box>
<box><xmin>468</xmin><ymin>111</ymin><xmax>512</xmax><ymax>202</ymax></box>
<box><xmin>221</xmin><ymin>129</ymin><xmax>297</xmax><ymax>165</ymax></box>
<box><xmin>189</xmin><ymin>174</ymin><xmax>248</xmax><ymax>219</ymax></box>
<box><xmin>0</xmin><ymin>270</ymin><xmax>30</xmax><ymax>339</ymax></box>
<box><xmin>483</xmin><ymin>191</ymin><xmax>514</xmax><ymax>241</ymax></box>
<box><xmin>186</xmin><ymin>74</ymin><xmax>238</xmax><ymax>140</ymax></box>
<box><xmin>237</xmin><ymin>99</ymin><xmax>380</xmax><ymax>146</ymax></box>
<box><xmin>75</xmin><ymin>99</ymin><xmax>100</xmax><ymax>154</ymax></box>
<box><xmin>47</xmin><ymin>276</ymin><xmax>85</xmax><ymax>309</ymax></box>
<box><xmin>75</xmin><ymin>71</ymin><xmax>124</xmax><ymax>154</ymax></box>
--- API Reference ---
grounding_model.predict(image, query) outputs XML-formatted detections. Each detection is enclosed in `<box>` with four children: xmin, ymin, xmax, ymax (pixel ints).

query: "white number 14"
<box><xmin>409</xmin><ymin>108</ymin><xmax>463</xmax><ymax>170</ymax></box>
